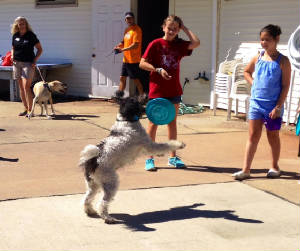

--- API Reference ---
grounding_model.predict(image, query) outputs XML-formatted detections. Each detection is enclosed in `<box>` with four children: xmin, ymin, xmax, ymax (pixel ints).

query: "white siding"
<box><xmin>173</xmin><ymin>0</ymin><xmax>213</xmax><ymax>88</ymax></box>
<box><xmin>218</xmin><ymin>0</ymin><xmax>299</xmax><ymax>63</ymax></box>
<box><xmin>0</xmin><ymin>0</ymin><xmax>92</xmax><ymax>97</ymax></box>
<box><xmin>216</xmin><ymin>0</ymin><xmax>300</xmax><ymax>123</ymax></box>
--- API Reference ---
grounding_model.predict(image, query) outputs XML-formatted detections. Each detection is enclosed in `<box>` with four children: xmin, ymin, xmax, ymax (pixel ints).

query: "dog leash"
<box><xmin>36</xmin><ymin>65</ymin><xmax>51</xmax><ymax>92</ymax></box>
<box><xmin>36</xmin><ymin>65</ymin><xmax>46</xmax><ymax>83</ymax></box>
<box><xmin>105</xmin><ymin>49</ymin><xmax>121</xmax><ymax>64</ymax></box>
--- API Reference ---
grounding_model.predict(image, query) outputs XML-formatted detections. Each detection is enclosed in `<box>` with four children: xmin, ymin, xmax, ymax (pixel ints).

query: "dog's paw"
<box><xmin>84</xmin><ymin>207</ymin><xmax>98</xmax><ymax>217</ymax></box>
<box><xmin>178</xmin><ymin>142</ymin><xmax>186</xmax><ymax>149</ymax></box>
<box><xmin>168</xmin><ymin>140</ymin><xmax>186</xmax><ymax>151</ymax></box>
<box><xmin>103</xmin><ymin>215</ymin><xmax>118</xmax><ymax>224</ymax></box>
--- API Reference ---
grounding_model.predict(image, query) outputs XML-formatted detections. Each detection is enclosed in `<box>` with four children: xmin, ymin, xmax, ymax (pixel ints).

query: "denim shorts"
<box><xmin>13</xmin><ymin>60</ymin><xmax>35</xmax><ymax>80</ymax></box>
<box><xmin>164</xmin><ymin>96</ymin><xmax>182</xmax><ymax>104</ymax></box>
<box><xmin>149</xmin><ymin>96</ymin><xmax>182</xmax><ymax>105</ymax></box>
<box><xmin>148</xmin><ymin>96</ymin><xmax>181</xmax><ymax>104</ymax></box>
<box><xmin>249</xmin><ymin>105</ymin><xmax>283</xmax><ymax>131</ymax></box>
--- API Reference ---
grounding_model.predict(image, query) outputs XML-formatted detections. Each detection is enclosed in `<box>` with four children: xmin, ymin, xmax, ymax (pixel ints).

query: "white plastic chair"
<box><xmin>213</xmin><ymin>59</ymin><xmax>243</xmax><ymax>120</ymax></box>
<box><xmin>213</xmin><ymin>73</ymin><xmax>232</xmax><ymax>119</ymax></box>
<box><xmin>227</xmin><ymin>63</ymin><xmax>251</xmax><ymax>120</ymax></box>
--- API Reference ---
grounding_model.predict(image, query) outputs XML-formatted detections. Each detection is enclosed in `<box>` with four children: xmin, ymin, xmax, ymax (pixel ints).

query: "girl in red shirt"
<box><xmin>139</xmin><ymin>15</ymin><xmax>200</xmax><ymax>171</ymax></box>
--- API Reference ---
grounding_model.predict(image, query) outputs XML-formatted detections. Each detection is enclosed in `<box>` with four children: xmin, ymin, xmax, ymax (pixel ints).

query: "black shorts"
<box><xmin>121</xmin><ymin>63</ymin><xmax>140</xmax><ymax>79</ymax></box>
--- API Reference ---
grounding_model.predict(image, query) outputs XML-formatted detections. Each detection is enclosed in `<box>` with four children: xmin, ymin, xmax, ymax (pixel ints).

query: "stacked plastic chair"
<box><xmin>227</xmin><ymin>63</ymin><xmax>250</xmax><ymax>120</ymax></box>
<box><xmin>213</xmin><ymin>72</ymin><xmax>232</xmax><ymax>120</ymax></box>
<box><xmin>213</xmin><ymin>59</ymin><xmax>247</xmax><ymax>120</ymax></box>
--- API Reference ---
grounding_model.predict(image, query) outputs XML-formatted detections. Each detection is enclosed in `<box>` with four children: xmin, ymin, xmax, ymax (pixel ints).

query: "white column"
<box><xmin>210</xmin><ymin>0</ymin><xmax>218</xmax><ymax>109</ymax></box>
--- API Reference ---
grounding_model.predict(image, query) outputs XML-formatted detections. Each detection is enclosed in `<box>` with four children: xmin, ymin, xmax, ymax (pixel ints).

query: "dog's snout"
<box><xmin>61</xmin><ymin>84</ymin><xmax>68</xmax><ymax>93</ymax></box>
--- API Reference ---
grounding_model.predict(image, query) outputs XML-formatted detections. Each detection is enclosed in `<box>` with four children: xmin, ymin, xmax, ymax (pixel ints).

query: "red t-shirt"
<box><xmin>142</xmin><ymin>38</ymin><xmax>192</xmax><ymax>99</ymax></box>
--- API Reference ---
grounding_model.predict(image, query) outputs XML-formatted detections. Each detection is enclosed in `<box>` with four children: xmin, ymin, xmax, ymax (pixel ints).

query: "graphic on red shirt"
<box><xmin>142</xmin><ymin>38</ymin><xmax>192</xmax><ymax>99</ymax></box>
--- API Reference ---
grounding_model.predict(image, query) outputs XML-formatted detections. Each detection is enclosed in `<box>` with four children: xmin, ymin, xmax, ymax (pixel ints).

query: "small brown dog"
<box><xmin>28</xmin><ymin>80</ymin><xmax>67</xmax><ymax>119</ymax></box>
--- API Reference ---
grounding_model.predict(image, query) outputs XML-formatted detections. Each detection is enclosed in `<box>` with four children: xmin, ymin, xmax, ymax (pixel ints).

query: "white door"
<box><xmin>91</xmin><ymin>0</ymin><xmax>130</xmax><ymax>98</ymax></box>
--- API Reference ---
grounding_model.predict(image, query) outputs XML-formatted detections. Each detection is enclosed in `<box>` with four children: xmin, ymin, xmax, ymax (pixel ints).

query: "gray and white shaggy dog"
<box><xmin>79</xmin><ymin>91</ymin><xmax>186</xmax><ymax>224</ymax></box>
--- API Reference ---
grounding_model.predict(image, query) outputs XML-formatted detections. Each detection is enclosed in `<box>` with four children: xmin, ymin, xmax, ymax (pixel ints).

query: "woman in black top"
<box><xmin>11</xmin><ymin>16</ymin><xmax>43</xmax><ymax>116</ymax></box>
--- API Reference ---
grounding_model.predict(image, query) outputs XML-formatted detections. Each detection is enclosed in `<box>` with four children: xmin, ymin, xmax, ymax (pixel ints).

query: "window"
<box><xmin>36</xmin><ymin>0</ymin><xmax>78</xmax><ymax>7</ymax></box>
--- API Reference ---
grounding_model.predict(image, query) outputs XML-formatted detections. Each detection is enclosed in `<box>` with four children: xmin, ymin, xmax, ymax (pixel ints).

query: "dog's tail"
<box><xmin>79</xmin><ymin>144</ymin><xmax>99</xmax><ymax>167</ymax></box>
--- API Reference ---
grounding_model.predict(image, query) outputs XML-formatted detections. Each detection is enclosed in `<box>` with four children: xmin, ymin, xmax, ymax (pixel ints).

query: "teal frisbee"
<box><xmin>296</xmin><ymin>116</ymin><xmax>300</xmax><ymax>136</ymax></box>
<box><xmin>146</xmin><ymin>98</ymin><xmax>176</xmax><ymax>125</ymax></box>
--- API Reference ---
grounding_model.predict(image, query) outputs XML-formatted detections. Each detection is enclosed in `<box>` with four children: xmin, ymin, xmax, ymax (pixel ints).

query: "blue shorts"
<box><xmin>249</xmin><ymin>106</ymin><xmax>283</xmax><ymax>131</ymax></box>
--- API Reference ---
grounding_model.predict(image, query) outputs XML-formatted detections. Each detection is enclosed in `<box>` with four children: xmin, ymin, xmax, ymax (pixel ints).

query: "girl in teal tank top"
<box><xmin>233</xmin><ymin>24</ymin><xmax>291</xmax><ymax>181</ymax></box>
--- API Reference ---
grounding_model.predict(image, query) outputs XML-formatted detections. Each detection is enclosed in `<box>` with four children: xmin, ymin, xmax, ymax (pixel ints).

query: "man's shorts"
<box><xmin>121</xmin><ymin>63</ymin><xmax>140</xmax><ymax>79</ymax></box>
<box><xmin>13</xmin><ymin>61</ymin><xmax>35</xmax><ymax>80</ymax></box>
<box><xmin>249</xmin><ymin>105</ymin><xmax>283</xmax><ymax>131</ymax></box>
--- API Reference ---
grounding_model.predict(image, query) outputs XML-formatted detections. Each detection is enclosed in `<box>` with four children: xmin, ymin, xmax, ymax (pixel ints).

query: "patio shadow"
<box><xmin>111</xmin><ymin>203</ymin><xmax>263</xmax><ymax>232</ymax></box>
<box><xmin>158</xmin><ymin>165</ymin><xmax>300</xmax><ymax>180</ymax></box>
<box><xmin>50</xmin><ymin>114</ymin><xmax>99</xmax><ymax>121</ymax></box>
<box><xmin>0</xmin><ymin>156</ymin><xmax>19</xmax><ymax>162</ymax></box>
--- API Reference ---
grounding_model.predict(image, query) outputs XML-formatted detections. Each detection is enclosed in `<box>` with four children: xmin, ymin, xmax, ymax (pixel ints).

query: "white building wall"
<box><xmin>218</xmin><ymin>0</ymin><xmax>299</xmax><ymax>63</ymax></box>
<box><xmin>172</xmin><ymin>0</ymin><xmax>213</xmax><ymax>90</ymax></box>
<box><xmin>0</xmin><ymin>0</ymin><xmax>92</xmax><ymax>97</ymax></box>
<box><xmin>216</xmin><ymin>0</ymin><xmax>300</xmax><ymax>123</ymax></box>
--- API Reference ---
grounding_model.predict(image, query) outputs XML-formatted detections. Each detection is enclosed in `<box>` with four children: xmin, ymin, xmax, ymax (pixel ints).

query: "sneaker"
<box><xmin>267</xmin><ymin>169</ymin><xmax>281</xmax><ymax>178</ymax></box>
<box><xmin>18</xmin><ymin>110</ymin><xmax>27</xmax><ymax>116</ymax></box>
<box><xmin>232</xmin><ymin>171</ymin><xmax>250</xmax><ymax>181</ymax></box>
<box><xmin>145</xmin><ymin>158</ymin><xmax>157</xmax><ymax>171</ymax></box>
<box><xmin>168</xmin><ymin>156</ymin><xmax>186</xmax><ymax>169</ymax></box>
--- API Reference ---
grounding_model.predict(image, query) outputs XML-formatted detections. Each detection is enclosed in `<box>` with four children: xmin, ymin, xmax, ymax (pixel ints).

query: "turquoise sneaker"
<box><xmin>168</xmin><ymin>156</ymin><xmax>186</xmax><ymax>169</ymax></box>
<box><xmin>145</xmin><ymin>158</ymin><xmax>157</xmax><ymax>171</ymax></box>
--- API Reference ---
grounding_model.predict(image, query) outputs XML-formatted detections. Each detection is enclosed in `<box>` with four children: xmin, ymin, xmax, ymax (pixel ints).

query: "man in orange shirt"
<box><xmin>114</xmin><ymin>12</ymin><xmax>144</xmax><ymax>95</ymax></box>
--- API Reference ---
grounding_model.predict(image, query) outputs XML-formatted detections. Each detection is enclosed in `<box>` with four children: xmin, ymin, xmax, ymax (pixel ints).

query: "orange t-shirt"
<box><xmin>123</xmin><ymin>24</ymin><xmax>142</xmax><ymax>63</ymax></box>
